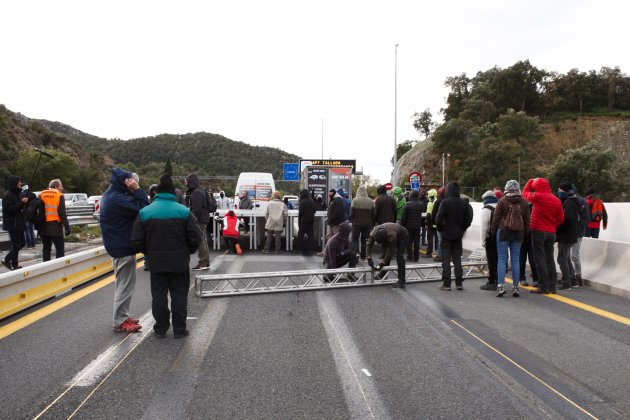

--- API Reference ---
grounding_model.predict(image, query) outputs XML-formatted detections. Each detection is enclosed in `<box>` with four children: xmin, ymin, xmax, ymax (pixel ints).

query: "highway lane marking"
<box><xmin>0</xmin><ymin>261</ymin><xmax>144</xmax><ymax>340</ymax></box>
<box><xmin>362</xmin><ymin>369</ymin><xmax>372</xmax><ymax>377</ymax></box>
<box><xmin>507</xmin><ymin>278</ymin><xmax>630</xmax><ymax>327</ymax></box>
<box><xmin>451</xmin><ymin>319</ymin><xmax>598</xmax><ymax>420</ymax></box>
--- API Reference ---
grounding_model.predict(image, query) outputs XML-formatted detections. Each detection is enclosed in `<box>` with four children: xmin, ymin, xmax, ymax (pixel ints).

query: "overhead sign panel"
<box><xmin>300</xmin><ymin>159</ymin><xmax>356</xmax><ymax>174</ymax></box>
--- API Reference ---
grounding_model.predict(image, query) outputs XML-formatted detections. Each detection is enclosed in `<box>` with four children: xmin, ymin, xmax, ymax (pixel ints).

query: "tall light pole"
<box><xmin>321</xmin><ymin>118</ymin><xmax>324</xmax><ymax>159</ymax></box>
<box><xmin>393</xmin><ymin>43</ymin><xmax>399</xmax><ymax>186</ymax></box>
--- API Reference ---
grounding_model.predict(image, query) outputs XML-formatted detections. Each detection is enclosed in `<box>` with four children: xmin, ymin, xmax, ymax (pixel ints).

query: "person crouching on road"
<box><xmin>40</xmin><ymin>179</ymin><xmax>71</xmax><ymax>262</ymax></box>
<box><xmin>216</xmin><ymin>210</ymin><xmax>242</xmax><ymax>254</ymax></box>
<box><xmin>322</xmin><ymin>222</ymin><xmax>357</xmax><ymax>282</ymax></box>
<box><xmin>132</xmin><ymin>174</ymin><xmax>201</xmax><ymax>339</ymax></box>
<box><xmin>366</xmin><ymin>223</ymin><xmax>409</xmax><ymax>288</ymax></box>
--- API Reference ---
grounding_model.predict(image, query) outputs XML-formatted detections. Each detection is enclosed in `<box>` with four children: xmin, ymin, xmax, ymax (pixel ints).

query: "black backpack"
<box><xmin>24</xmin><ymin>197</ymin><xmax>45</xmax><ymax>230</ymax></box>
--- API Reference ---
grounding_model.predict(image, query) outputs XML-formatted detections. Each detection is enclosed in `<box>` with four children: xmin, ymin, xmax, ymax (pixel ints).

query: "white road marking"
<box><xmin>362</xmin><ymin>369</ymin><xmax>372</xmax><ymax>377</ymax></box>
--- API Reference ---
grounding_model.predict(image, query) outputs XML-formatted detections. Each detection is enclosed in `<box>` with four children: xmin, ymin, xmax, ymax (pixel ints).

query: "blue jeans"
<box><xmin>436</xmin><ymin>231</ymin><xmax>443</xmax><ymax>258</ymax></box>
<box><xmin>496</xmin><ymin>230</ymin><xmax>521</xmax><ymax>287</ymax></box>
<box><xmin>24</xmin><ymin>221</ymin><xmax>36</xmax><ymax>247</ymax></box>
<box><xmin>584</xmin><ymin>227</ymin><xmax>600</xmax><ymax>238</ymax></box>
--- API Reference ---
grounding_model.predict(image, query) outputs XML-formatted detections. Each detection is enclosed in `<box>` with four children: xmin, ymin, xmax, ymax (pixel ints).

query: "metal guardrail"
<box><xmin>0</xmin><ymin>205</ymin><xmax>96</xmax><ymax>243</ymax></box>
<box><xmin>195</xmin><ymin>261</ymin><xmax>488</xmax><ymax>297</ymax></box>
<box><xmin>0</xmin><ymin>246</ymin><xmax>112</xmax><ymax>320</ymax></box>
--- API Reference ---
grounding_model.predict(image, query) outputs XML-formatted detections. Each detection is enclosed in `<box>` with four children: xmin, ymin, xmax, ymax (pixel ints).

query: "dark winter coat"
<box><xmin>350</xmin><ymin>185</ymin><xmax>374</xmax><ymax>228</ymax></box>
<box><xmin>373</xmin><ymin>186</ymin><xmax>396</xmax><ymax>225</ymax></box>
<box><xmin>298</xmin><ymin>189</ymin><xmax>316</xmax><ymax>224</ymax></box>
<box><xmin>2</xmin><ymin>175</ymin><xmax>25</xmax><ymax>232</ymax></box>
<box><xmin>366</xmin><ymin>223</ymin><xmax>409</xmax><ymax>266</ymax></box>
<box><xmin>489</xmin><ymin>194</ymin><xmax>530</xmax><ymax>242</ymax></box>
<box><xmin>185</xmin><ymin>173</ymin><xmax>210</xmax><ymax>224</ymax></box>
<box><xmin>435</xmin><ymin>182</ymin><xmax>473</xmax><ymax>241</ymax></box>
<box><xmin>323</xmin><ymin>223</ymin><xmax>353</xmax><ymax>268</ymax></box>
<box><xmin>327</xmin><ymin>194</ymin><xmax>345</xmax><ymax>226</ymax></box>
<box><xmin>556</xmin><ymin>195</ymin><xmax>579</xmax><ymax>244</ymax></box>
<box><xmin>100</xmin><ymin>168</ymin><xmax>150</xmax><ymax>258</ymax></box>
<box><xmin>400</xmin><ymin>191</ymin><xmax>423</xmax><ymax>231</ymax></box>
<box><xmin>132</xmin><ymin>193</ymin><xmax>201</xmax><ymax>273</ymax></box>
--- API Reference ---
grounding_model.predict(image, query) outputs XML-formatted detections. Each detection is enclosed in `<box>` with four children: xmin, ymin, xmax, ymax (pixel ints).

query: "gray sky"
<box><xmin>1</xmin><ymin>0</ymin><xmax>628</xmax><ymax>183</ymax></box>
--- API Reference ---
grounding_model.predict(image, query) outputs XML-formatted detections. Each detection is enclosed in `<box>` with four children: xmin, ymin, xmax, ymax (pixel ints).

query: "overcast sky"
<box><xmin>2</xmin><ymin>0</ymin><xmax>629</xmax><ymax>183</ymax></box>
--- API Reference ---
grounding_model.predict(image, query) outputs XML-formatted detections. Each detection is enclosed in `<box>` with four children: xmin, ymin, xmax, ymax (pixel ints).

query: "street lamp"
<box><xmin>393</xmin><ymin>43</ymin><xmax>399</xmax><ymax>186</ymax></box>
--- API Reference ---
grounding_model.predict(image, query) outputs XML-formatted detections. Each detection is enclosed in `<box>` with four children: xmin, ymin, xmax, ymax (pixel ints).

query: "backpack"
<box><xmin>24</xmin><ymin>197</ymin><xmax>45</xmax><ymax>230</ymax></box>
<box><xmin>576</xmin><ymin>197</ymin><xmax>590</xmax><ymax>229</ymax></box>
<box><xmin>504</xmin><ymin>202</ymin><xmax>524</xmax><ymax>232</ymax></box>
<box><xmin>590</xmin><ymin>198</ymin><xmax>603</xmax><ymax>223</ymax></box>
<box><xmin>483</xmin><ymin>204</ymin><xmax>495</xmax><ymax>240</ymax></box>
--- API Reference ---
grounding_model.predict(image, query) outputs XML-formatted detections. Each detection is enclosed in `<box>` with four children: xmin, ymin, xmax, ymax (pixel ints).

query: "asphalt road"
<box><xmin>1</xmin><ymin>249</ymin><xmax>630</xmax><ymax>419</ymax></box>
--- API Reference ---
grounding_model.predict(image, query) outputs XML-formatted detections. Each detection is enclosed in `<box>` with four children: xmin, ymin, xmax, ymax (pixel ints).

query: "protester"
<box><xmin>392</xmin><ymin>186</ymin><xmax>406</xmax><ymax>222</ymax></box>
<box><xmin>519</xmin><ymin>202</ymin><xmax>538</xmax><ymax>287</ymax></box>
<box><xmin>584</xmin><ymin>187</ymin><xmax>608</xmax><ymax>238</ymax></box>
<box><xmin>217</xmin><ymin>190</ymin><xmax>230</xmax><ymax>210</ymax></box>
<box><xmin>100</xmin><ymin>168</ymin><xmax>149</xmax><ymax>333</ymax></box>
<box><xmin>1</xmin><ymin>175</ymin><xmax>28</xmax><ymax>271</ymax></box>
<box><xmin>401</xmin><ymin>190</ymin><xmax>423</xmax><ymax>261</ymax></box>
<box><xmin>419</xmin><ymin>190</ymin><xmax>428</xmax><ymax>246</ymax></box>
<box><xmin>490</xmin><ymin>180</ymin><xmax>529</xmax><ymax>297</ymax></box>
<box><xmin>132</xmin><ymin>174</ymin><xmax>201</xmax><ymax>338</ymax></box>
<box><xmin>337</xmin><ymin>188</ymin><xmax>351</xmax><ymax>222</ymax></box>
<box><xmin>423</xmin><ymin>188</ymin><xmax>438</xmax><ymax>259</ymax></box>
<box><xmin>366</xmin><ymin>222</ymin><xmax>409</xmax><ymax>288</ymax></box>
<box><xmin>322</xmin><ymin>222</ymin><xmax>357</xmax><ymax>281</ymax></box>
<box><xmin>373</xmin><ymin>185</ymin><xmax>396</xmax><ymax>226</ymax></box>
<box><xmin>556</xmin><ymin>182</ymin><xmax>580</xmax><ymax>290</ymax></box>
<box><xmin>263</xmin><ymin>191</ymin><xmax>287</xmax><ymax>254</ymax></box>
<box><xmin>215</xmin><ymin>210</ymin><xmax>242</xmax><ymax>254</ymax></box>
<box><xmin>350</xmin><ymin>185</ymin><xmax>374</xmax><ymax>260</ymax></box>
<box><xmin>296</xmin><ymin>189</ymin><xmax>316</xmax><ymax>256</ymax></box>
<box><xmin>185</xmin><ymin>173</ymin><xmax>211</xmax><ymax>270</ymax></box>
<box><xmin>431</xmin><ymin>187</ymin><xmax>446</xmax><ymax>262</ymax></box>
<box><xmin>21</xmin><ymin>184</ymin><xmax>37</xmax><ymax>249</ymax></box>
<box><xmin>325</xmin><ymin>189</ymin><xmax>344</xmax><ymax>241</ymax></box>
<box><xmin>436</xmin><ymin>182</ymin><xmax>473</xmax><ymax>291</ymax></box>
<box><xmin>479</xmin><ymin>190</ymin><xmax>498</xmax><ymax>291</ymax></box>
<box><xmin>39</xmin><ymin>179</ymin><xmax>71</xmax><ymax>261</ymax></box>
<box><xmin>571</xmin><ymin>185</ymin><xmax>590</xmax><ymax>287</ymax></box>
<box><xmin>283</xmin><ymin>196</ymin><xmax>294</xmax><ymax>210</ymax></box>
<box><xmin>522</xmin><ymin>177</ymin><xmax>564</xmax><ymax>294</ymax></box>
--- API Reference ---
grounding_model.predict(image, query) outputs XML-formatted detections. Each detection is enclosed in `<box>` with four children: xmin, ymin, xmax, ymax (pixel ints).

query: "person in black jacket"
<box><xmin>296</xmin><ymin>189</ymin><xmax>316</xmax><ymax>256</ymax></box>
<box><xmin>373</xmin><ymin>185</ymin><xmax>396</xmax><ymax>225</ymax></box>
<box><xmin>366</xmin><ymin>223</ymin><xmax>409</xmax><ymax>288</ymax></box>
<box><xmin>2</xmin><ymin>175</ymin><xmax>28</xmax><ymax>270</ymax></box>
<box><xmin>556</xmin><ymin>182</ymin><xmax>579</xmax><ymax>290</ymax></box>
<box><xmin>185</xmin><ymin>173</ymin><xmax>211</xmax><ymax>270</ymax></box>
<box><xmin>326</xmin><ymin>189</ymin><xmax>345</xmax><ymax>241</ymax></box>
<box><xmin>436</xmin><ymin>181</ymin><xmax>473</xmax><ymax>291</ymax></box>
<box><xmin>132</xmin><ymin>174</ymin><xmax>201</xmax><ymax>338</ymax></box>
<box><xmin>401</xmin><ymin>190</ymin><xmax>423</xmax><ymax>261</ymax></box>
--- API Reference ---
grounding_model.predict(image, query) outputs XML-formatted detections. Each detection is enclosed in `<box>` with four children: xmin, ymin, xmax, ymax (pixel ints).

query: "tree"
<box><xmin>548</xmin><ymin>141</ymin><xmax>629</xmax><ymax>201</ymax></box>
<box><xmin>412</xmin><ymin>109</ymin><xmax>436</xmax><ymax>138</ymax></box>
<box><xmin>391</xmin><ymin>140</ymin><xmax>417</xmax><ymax>164</ymax></box>
<box><xmin>15</xmin><ymin>149</ymin><xmax>78</xmax><ymax>191</ymax></box>
<box><xmin>352</xmin><ymin>174</ymin><xmax>379</xmax><ymax>198</ymax></box>
<box><xmin>442</xmin><ymin>74</ymin><xmax>471</xmax><ymax>120</ymax></box>
<box><xmin>164</xmin><ymin>158</ymin><xmax>173</xmax><ymax>175</ymax></box>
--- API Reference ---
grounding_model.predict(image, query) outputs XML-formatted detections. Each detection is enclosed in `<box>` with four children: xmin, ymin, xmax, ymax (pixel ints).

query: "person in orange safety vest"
<box><xmin>39</xmin><ymin>179</ymin><xmax>70</xmax><ymax>261</ymax></box>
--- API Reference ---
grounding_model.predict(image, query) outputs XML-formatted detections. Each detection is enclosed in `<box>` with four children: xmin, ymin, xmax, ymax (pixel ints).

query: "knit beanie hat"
<box><xmin>586</xmin><ymin>187</ymin><xmax>595</xmax><ymax>196</ymax></box>
<box><xmin>504</xmin><ymin>180</ymin><xmax>520</xmax><ymax>194</ymax></box>
<box><xmin>559</xmin><ymin>182</ymin><xmax>574</xmax><ymax>193</ymax></box>
<box><xmin>156</xmin><ymin>174</ymin><xmax>176</xmax><ymax>194</ymax></box>
<box><xmin>482</xmin><ymin>190</ymin><xmax>495</xmax><ymax>200</ymax></box>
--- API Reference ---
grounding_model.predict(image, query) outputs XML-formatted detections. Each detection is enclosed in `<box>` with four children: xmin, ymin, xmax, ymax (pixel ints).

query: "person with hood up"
<box><xmin>322</xmin><ymin>223</ymin><xmax>357</xmax><ymax>281</ymax></box>
<box><xmin>556</xmin><ymin>182</ymin><xmax>580</xmax><ymax>290</ymax></box>
<box><xmin>401</xmin><ymin>190</ymin><xmax>423</xmax><ymax>261</ymax></box>
<box><xmin>296</xmin><ymin>189</ymin><xmax>316</xmax><ymax>255</ymax></box>
<box><xmin>479</xmin><ymin>190</ymin><xmax>499</xmax><ymax>291</ymax></box>
<box><xmin>132</xmin><ymin>174</ymin><xmax>201</xmax><ymax>338</ymax></box>
<box><xmin>423</xmin><ymin>188</ymin><xmax>438</xmax><ymax>259</ymax></box>
<box><xmin>325</xmin><ymin>189</ymin><xmax>345</xmax><ymax>241</ymax></box>
<box><xmin>100</xmin><ymin>168</ymin><xmax>149</xmax><ymax>333</ymax></box>
<box><xmin>215</xmin><ymin>210</ymin><xmax>242</xmax><ymax>254</ymax></box>
<box><xmin>436</xmin><ymin>182</ymin><xmax>473</xmax><ymax>291</ymax></box>
<box><xmin>430</xmin><ymin>187</ymin><xmax>447</xmax><ymax>261</ymax></box>
<box><xmin>217</xmin><ymin>191</ymin><xmax>230</xmax><ymax>210</ymax></box>
<box><xmin>2</xmin><ymin>175</ymin><xmax>28</xmax><ymax>271</ymax></box>
<box><xmin>419</xmin><ymin>191</ymin><xmax>428</xmax><ymax>246</ymax></box>
<box><xmin>366</xmin><ymin>222</ymin><xmax>409</xmax><ymax>288</ymax></box>
<box><xmin>522</xmin><ymin>177</ymin><xmax>564</xmax><ymax>294</ymax></box>
<box><xmin>373</xmin><ymin>184</ymin><xmax>397</xmax><ymax>226</ymax></box>
<box><xmin>184</xmin><ymin>173</ymin><xmax>211</xmax><ymax>270</ymax></box>
<box><xmin>263</xmin><ymin>191</ymin><xmax>288</xmax><ymax>253</ymax></box>
<box><xmin>337</xmin><ymin>188</ymin><xmax>351</xmax><ymax>222</ymax></box>
<box><xmin>392</xmin><ymin>187</ymin><xmax>406</xmax><ymax>222</ymax></box>
<box><xmin>350</xmin><ymin>185</ymin><xmax>374</xmax><ymax>260</ymax></box>
<box><xmin>489</xmin><ymin>180</ymin><xmax>530</xmax><ymax>297</ymax></box>
<box><xmin>584</xmin><ymin>187</ymin><xmax>608</xmax><ymax>238</ymax></box>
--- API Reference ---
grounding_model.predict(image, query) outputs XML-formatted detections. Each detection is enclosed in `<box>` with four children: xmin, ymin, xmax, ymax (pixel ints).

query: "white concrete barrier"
<box><xmin>464</xmin><ymin>202</ymin><xmax>630</xmax><ymax>296</ymax></box>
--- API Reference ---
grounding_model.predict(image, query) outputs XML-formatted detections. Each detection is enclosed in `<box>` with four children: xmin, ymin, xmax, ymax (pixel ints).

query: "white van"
<box><xmin>234</xmin><ymin>172</ymin><xmax>275</xmax><ymax>209</ymax></box>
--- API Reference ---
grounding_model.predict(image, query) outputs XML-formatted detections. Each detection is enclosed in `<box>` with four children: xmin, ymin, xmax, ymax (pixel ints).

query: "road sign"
<box><xmin>283</xmin><ymin>163</ymin><xmax>299</xmax><ymax>181</ymax></box>
<box><xmin>408</xmin><ymin>172</ymin><xmax>422</xmax><ymax>191</ymax></box>
<box><xmin>384</xmin><ymin>182</ymin><xmax>393</xmax><ymax>191</ymax></box>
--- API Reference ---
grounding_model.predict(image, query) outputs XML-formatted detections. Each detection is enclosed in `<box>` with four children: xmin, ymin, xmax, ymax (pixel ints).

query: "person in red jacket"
<box><xmin>522</xmin><ymin>178</ymin><xmax>564</xmax><ymax>294</ymax></box>
<box><xmin>584</xmin><ymin>187</ymin><xmax>608</xmax><ymax>238</ymax></box>
<box><xmin>216</xmin><ymin>210</ymin><xmax>242</xmax><ymax>254</ymax></box>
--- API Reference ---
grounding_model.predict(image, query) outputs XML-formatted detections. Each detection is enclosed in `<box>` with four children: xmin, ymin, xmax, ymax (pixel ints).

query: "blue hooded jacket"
<box><xmin>100</xmin><ymin>168</ymin><xmax>149</xmax><ymax>258</ymax></box>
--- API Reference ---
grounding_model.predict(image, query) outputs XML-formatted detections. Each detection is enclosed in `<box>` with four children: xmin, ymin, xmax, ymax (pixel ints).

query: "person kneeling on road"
<box><xmin>366</xmin><ymin>223</ymin><xmax>409</xmax><ymax>288</ymax></box>
<box><xmin>215</xmin><ymin>210</ymin><xmax>243</xmax><ymax>254</ymax></box>
<box><xmin>322</xmin><ymin>222</ymin><xmax>357</xmax><ymax>282</ymax></box>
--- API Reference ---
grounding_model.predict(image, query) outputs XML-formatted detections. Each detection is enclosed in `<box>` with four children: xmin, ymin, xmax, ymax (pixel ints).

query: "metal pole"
<box><xmin>321</xmin><ymin>118</ymin><xmax>324</xmax><ymax>160</ymax></box>
<box><xmin>442</xmin><ymin>153</ymin><xmax>445</xmax><ymax>187</ymax></box>
<box><xmin>393</xmin><ymin>43</ymin><xmax>399</xmax><ymax>186</ymax></box>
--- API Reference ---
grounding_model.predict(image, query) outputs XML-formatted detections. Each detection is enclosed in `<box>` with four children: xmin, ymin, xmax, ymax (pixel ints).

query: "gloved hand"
<box><xmin>65</xmin><ymin>226</ymin><xmax>71</xmax><ymax>236</ymax></box>
<box><xmin>367</xmin><ymin>257</ymin><xmax>375</xmax><ymax>269</ymax></box>
<box><xmin>377</xmin><ymin>262</ymin><xmax>385</xmax><ymax>271</ymax></box>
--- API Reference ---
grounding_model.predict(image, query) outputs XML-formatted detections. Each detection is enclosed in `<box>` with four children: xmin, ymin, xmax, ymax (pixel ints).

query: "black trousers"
<box><xmin>296</xmin><ymin>221</ymin><xmax>315</xmax><ymax>255</ymax></box>
<box><xmin>224</xmin><ymin>236</ymin><xmax>238</xmax><ymax>253</ymax></box>
<box><xmin>380</xmin><ymin>238</ymin><xmax>408</xmax><ymax>284</ymax></box>
<box><xmin>519</xmin><ymin>233</ymin><xmax>538</xmax><ymax>282</ymax></box>
<box><xmin>406</xmin><ymin>228</ymin><xmax>420</xmax><ymax>260</ymax></box>
<box><xmin>441</xmin><ymin>238</ymin><xmax>463</xmax><ymax>286</ymax></box>
<box><xmin>426</xmin><ymin>226</ymin><xmax>437</xmax><ymax>255</ymax></box>
<box><xmin>484</xmin><ymin>235</ymin><xmax>498</xmax><ymax>284</ymax></box>
<box><xmin>531</xmin><ymin>230</ymin><xmax>556</xmax><ymax>292</ymax></box>
<box><xmin>42</xmin><ymin>235</ymin><xmax>65</xmax><ymax>261</ymax></box>
<box><xmin>351</xmin><ymin>224</ymin><xmax>371</xmax><ymax>259</ymax></box>
<box><xmin>5</xmin><ymin>230</ymin><xmax>25</xmax><ymax>268</ymax></box>
<box><xmin>150</xmin><ymin>271</ymin><xmax>190</xmax><ymax>335</ymax></box>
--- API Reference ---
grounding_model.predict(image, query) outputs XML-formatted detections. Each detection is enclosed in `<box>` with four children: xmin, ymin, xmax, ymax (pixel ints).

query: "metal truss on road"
<box><xmin>195</xmin><ymin>262</ymin><xmax>488</xmax><ymax>297</ymax></box>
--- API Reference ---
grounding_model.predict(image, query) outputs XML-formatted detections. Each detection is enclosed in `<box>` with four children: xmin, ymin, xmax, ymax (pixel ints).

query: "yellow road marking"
<box><xmin>451</xmin><ymin>319</ymin><xmax>598</xmax><ymax>420</ymax></box>
<box><xmin>506</xmin><ymin>278</ymin><xmax>630</xmax><ymax>327</ymax></box>
<box><xmin>0</xmin><ymin>261</ymin><xmax>144</xmax><ymax>340</ymax></box>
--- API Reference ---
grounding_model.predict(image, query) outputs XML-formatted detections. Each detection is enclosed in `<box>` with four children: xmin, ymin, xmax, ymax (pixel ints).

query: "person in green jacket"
<box><xmin>393</xmin><ymin>187</ymin><xmax>406</xmax><ymax>222</ymax></box>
